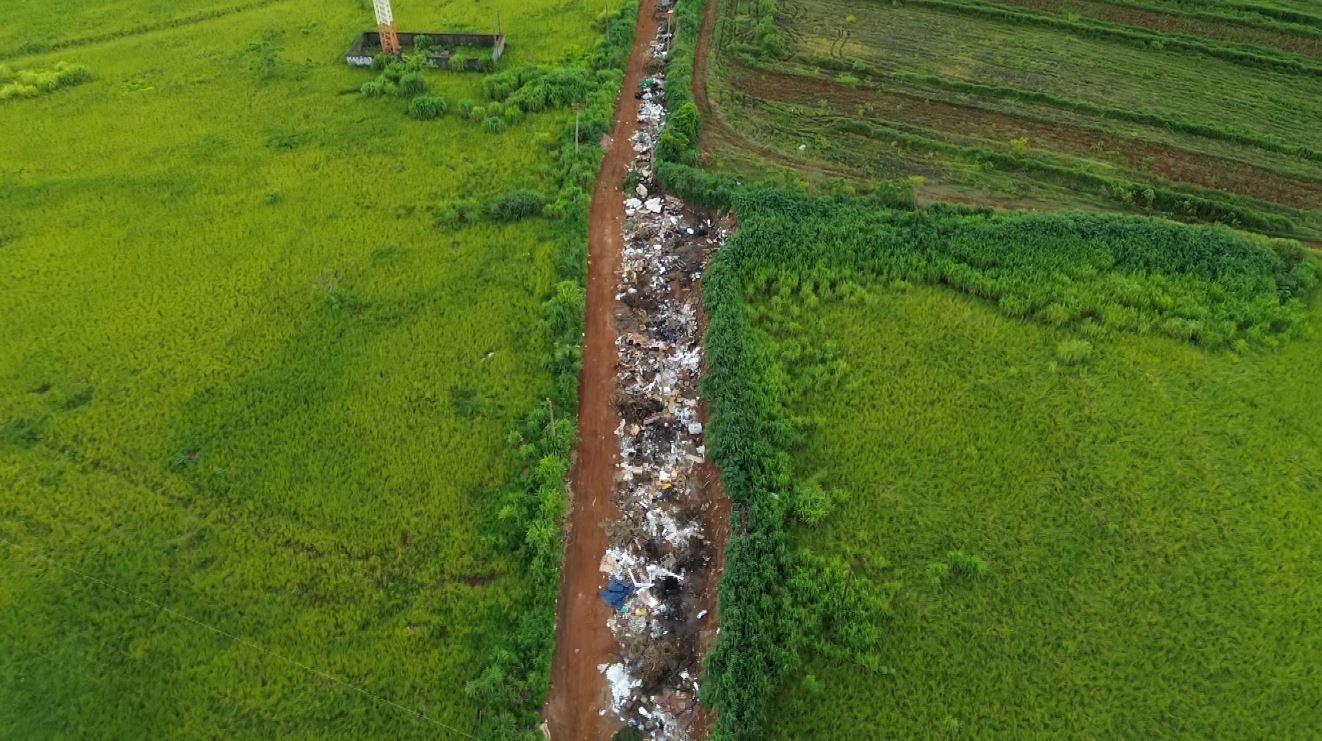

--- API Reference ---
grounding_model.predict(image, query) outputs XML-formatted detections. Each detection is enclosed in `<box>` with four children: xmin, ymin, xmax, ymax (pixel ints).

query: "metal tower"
<box><xmin>373</xmin><ymin>0</ymin><xmax>401</xmax><ymax>55</ymax></box>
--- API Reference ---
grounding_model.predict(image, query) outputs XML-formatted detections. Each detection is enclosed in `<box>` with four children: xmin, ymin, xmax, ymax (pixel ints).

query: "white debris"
<box><xmin>606</xmin><ymin>663</ymin><xmax>641</xmax><ymax>710</ymax></box>
<box><xmin>592</xmin><ymin>13</ymin><xmax>735</xmax><ymax>740</ymax></box>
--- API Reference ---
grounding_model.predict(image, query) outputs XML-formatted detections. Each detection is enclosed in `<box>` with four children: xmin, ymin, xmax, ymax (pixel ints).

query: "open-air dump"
<box><xmin>595</xmin><ymin>14</ymin><xmax>729</xmax><ymax>739</ymax></box>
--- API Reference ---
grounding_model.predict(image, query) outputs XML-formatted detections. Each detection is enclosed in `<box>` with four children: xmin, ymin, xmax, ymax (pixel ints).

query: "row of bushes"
<box><xmin>457</xmin><ymin>5</ymin><xmax>640</xmax><ymax>738</ymax></box>
<box><xmin>0</xmin><ymin>61</ymin><xmax>91</xmax><ymax>102</ymax></box>
<box><xmin>798</xmin><ymin>54</ymin><xmax>1321</xmax><ymax>163</ymax></box>
<box><xmin>909</xmin><ymin>0</ymin><xmax>1322</xmax><ymax>76</ymax></box>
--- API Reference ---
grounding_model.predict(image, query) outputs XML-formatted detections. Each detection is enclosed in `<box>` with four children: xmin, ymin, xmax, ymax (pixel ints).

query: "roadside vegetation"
<box><xmin>0</xmin><ymin>0</ymin><xmax>632</xmax><ymax>738</ymax></box>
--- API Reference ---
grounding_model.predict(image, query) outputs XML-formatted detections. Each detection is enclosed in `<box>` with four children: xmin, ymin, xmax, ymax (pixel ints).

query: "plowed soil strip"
<box><xmin>544</xmin><ymin>1</ymin><xmax>661</xmax><ymax>738</ymax></box>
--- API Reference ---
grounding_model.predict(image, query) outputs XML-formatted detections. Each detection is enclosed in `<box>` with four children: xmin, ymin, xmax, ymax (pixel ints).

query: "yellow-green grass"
<box><xmin>0</xmin><ymin>0</ymin><xmax>600</xmax><ymax>736</ymax></box>
<box><xmin>765</xmin><ymin>285</ymin><xmax>1322</xmax><ymax>738</ymax></box>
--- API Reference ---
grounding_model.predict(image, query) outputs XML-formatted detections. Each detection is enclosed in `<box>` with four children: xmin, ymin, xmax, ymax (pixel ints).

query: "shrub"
<box><xmin>359</xmin><ymin>79</ymin><xmax>386</xmax><ymax>97</ymax></box>
<box><xmin>398</xmin><ymin>72</ymin><xmax>428</xmax><ymax>96</ymax></box>
<box><xmin>487</xmin><ymin>189</ymin><xmax>547</xmax><ymax>221</ymax></box>
<box><xmin>482</xmin><ymin>116</ymin><xmax>507</xmax><ymax>133</ymax></box>
<box><xmin>406</xmin><ymin>95</ymin><xmax>447</xmax><ymax>120</ymax></box>
<box><xmin>457</xmin><ymin>99</ymin><xmax>476</xmax><ymax>118</ymax></box>
<box><xmin>1055</xmin><ymin>339</ymin><xmax>1093</xmax><ymax>365</ymax></box>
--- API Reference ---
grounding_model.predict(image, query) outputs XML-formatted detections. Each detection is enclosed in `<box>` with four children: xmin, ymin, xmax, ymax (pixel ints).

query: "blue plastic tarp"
<box><xmin>599</xmin><ymin>576</ymin><xmax>635</xmax><ymax>610</ymax></box>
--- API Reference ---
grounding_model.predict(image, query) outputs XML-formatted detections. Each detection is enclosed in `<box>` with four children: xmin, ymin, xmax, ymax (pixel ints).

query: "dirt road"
<box><xmin>543</xmin><ymin>0</ymin><xmax>662</xmax><ymax>738</ymax></box>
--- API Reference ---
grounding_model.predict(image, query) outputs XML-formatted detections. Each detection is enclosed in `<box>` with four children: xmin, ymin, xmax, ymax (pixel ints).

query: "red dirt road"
<box><xmin>543</xmin><ymin>1</ymin><xmax>662</xmax><ymax>738</ymax></box>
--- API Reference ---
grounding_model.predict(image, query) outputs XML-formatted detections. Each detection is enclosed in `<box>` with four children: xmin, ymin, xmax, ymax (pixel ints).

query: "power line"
<box><xmin>0</xmin><ymin>535</ymin><xmax>482</xmax><ymax>741</ymax></box>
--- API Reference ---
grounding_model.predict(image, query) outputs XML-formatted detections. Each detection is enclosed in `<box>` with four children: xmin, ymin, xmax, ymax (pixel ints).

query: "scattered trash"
<box><xmin>591</xmin><ymin>12</ymin><xmax>735</xmax><ymax>740</ymax></box>
<box><xmin>601</xmin><ymin>576</ymin><xmax>638</xmax><ymax>609</ymax></box>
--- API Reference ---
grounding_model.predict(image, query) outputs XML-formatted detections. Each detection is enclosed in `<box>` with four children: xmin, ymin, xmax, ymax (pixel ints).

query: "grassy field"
<box><xmin>765</xmin><ymin>284</ymin><xmax>1322</xmax><ymax>738</ymax></box>
<box><xmin>0</xmin><ymin>0</ymin><xmax>609</xmax><ymax>737</ymax></box>
<box><xmin>700</xmin><ymin>0</ymin><xmax>1322</xmax><ymax>239</ymax></box>
<box><xmin>686</xmin><ymin>190</ymin><xmax>1319</xmax><ymax>740</ymax></box>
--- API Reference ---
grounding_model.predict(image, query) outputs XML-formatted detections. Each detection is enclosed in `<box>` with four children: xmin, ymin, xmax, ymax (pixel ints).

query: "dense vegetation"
<box><xmin>0</xmin><ymin>0</ymin><xmax>630</xmax><ymax>737</ymax></box>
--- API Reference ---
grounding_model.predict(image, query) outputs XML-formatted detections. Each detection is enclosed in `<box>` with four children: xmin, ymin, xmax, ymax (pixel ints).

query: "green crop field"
<box><xmin>699</xmin><ymin>0</ymin><xmax>1322</xmax><ymax>240</ymax></box>
<box><xmin>0</xmin><ymin>0</ymin><xmax>626</xmax><ymax>737</ymax></box>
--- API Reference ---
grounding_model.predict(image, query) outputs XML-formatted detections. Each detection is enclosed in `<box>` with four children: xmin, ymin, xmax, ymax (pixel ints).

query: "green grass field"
<box><xmin>765</xmin><ymin>285</ymin><xmax>1322</xmax><ymax>738</ymax></box>
<box><xmin>701</xmin><ymin>0</ymin><xmax>1322</xmax><ymax>239</ymax></box>
<box><xmin>0</xmin><ymin>0</ymin><xmax>606</xmax><ymax>736</ymax></box>
<box><xmin>685</xmin><ymin>190</ymin><xmax>1320</xmax><ymax>739</ymax></box>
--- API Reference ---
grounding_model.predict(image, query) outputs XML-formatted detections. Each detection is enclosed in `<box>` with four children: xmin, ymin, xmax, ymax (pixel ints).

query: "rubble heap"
<box><xmin>595</xmin><ymin>12</ymin><xmax>729</xmax><ymax>741</ymax></box>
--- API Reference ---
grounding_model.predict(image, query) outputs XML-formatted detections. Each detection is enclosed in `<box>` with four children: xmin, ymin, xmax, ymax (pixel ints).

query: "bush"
<box><xmin>457</xmin><ymin>99</ymin><xmax>476</xmax><ymax>118</ymax></box>
<box><xmin>398</xmin><ymin>72</ymin><xmax>428</xmax><ymax>96</ymax></box>
<box><xmin>359</xmin><ymin>79</ymin><xmax>386</xmax><ymax>97</ymax></box>
<box><xmin>487</xmin><ymin>189</ymin><xmax>547</xmax><ymax>221</ymax></box>
<box><xmin>482</xmin><ymin>116</ymin><xmax>507</xmax><ymax>133</ymax></box>
<box><xmin>406</xmin><ymin>95</ymin><xmax>447</xmax><ymax>120</ymax></box>
<box><xmin>1056</xmin><ymin>339</ymin><xmax>1093</xmax><ymax>365</ymax></box>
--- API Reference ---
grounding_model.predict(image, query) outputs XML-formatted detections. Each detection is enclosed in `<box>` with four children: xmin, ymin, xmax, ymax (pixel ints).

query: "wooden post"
<box><xmin>547</xmin><ymin>398</ymin><xmax>556</xmax><ymax>436</ymax></box>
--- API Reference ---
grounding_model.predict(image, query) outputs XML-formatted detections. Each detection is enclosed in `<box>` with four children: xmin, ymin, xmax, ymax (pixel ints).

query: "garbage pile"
<box><xmin>594</xmin><ymin>12</ymin><xmax>729</xmax><ymax>741</ymax></box>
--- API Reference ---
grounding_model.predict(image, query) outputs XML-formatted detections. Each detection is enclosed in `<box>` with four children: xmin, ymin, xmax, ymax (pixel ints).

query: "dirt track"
<box><xmin>543</xmin><ymin>0</ymin><xmax>661</xmax><ymax>738</ymax></box>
